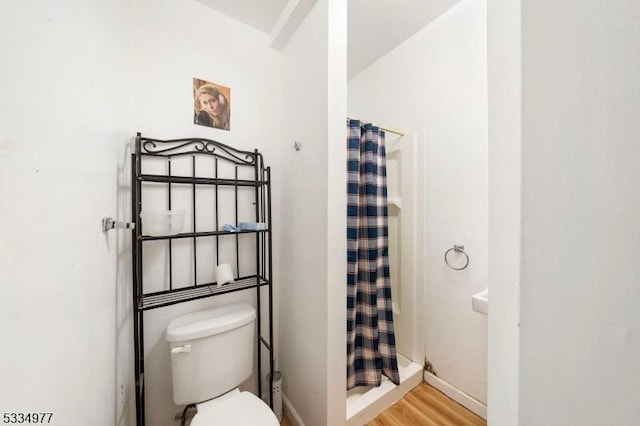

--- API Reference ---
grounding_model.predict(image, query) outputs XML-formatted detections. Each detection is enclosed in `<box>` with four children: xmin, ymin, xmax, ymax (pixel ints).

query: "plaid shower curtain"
<box><xmin>346</xmin><ymin>119</ymin><xmax>400</xmax><ymax>389</ymax></box>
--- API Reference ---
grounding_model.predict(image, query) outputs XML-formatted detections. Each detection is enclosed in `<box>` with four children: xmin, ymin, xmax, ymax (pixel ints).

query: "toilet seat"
<box><xmin>191</xmin><ymin>390</ymin><xmax>279</xmax><ymax>426</ymax></box>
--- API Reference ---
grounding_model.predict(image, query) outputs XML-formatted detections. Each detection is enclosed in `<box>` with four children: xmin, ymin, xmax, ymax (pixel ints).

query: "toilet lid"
<box><xmin>191</xmin><ymin>391</ymin><xmax>279</xmax><ymax>426</ymax></box>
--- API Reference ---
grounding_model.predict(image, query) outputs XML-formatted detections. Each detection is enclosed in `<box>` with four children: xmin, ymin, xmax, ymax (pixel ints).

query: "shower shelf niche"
<box><xmin>388</xmin><ymin>198</ymin><xmax>402</xmax><ymax>210</ymax></box>
<box><xmin>130</xmin><ymin>133</ymin><xmax>273</xmax><ymax>426</ymax></box>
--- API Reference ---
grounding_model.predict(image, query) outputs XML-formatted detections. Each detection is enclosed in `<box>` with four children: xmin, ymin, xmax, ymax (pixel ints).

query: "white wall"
<box><xmin>129</xmin><ymin>1</ymin><xmax>283</xmax><ymax>425</ymax></box>
<box><xmin>325</xmin><ymin>0</ymin><xmax>348</xmax><ymax>424</ymax></box>
<box><xmin>278</xmin><ymin>0</ymin><xmax>347</xmax><ymax>424</ymax></box>
<box><xmin>348</xmin><ymin>0</ymin><xmax>488</xmax><ymax>404</ymax></box>
<box><xmin>518</xmin><ymin>0</ymin><xmax>640</xmax><ymax>424</ymax></box>
<box><xmin>486</xmin><ymin>0</ymin><xmax>521</xmax><ymax>424</ymax></box>
<box><xmin>278</xmin><ymin>1</ymin><xmax>330</xmax><ymax>424</ymax></box>
<box><xmin>0</xmin><ymin>1</ymin><xmax>130</xmax><ymax>425</ymax></box>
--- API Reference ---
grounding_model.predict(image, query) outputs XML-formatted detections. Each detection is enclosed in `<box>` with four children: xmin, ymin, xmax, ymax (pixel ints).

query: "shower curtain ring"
<box><xmin>445</xmin><ymin>244</ymin><xmax>469</xmax><ymax>270</ymax></box>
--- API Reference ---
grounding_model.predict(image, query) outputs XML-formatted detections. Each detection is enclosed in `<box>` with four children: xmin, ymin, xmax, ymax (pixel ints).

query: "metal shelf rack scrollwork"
<box><xmin>131</xmin><ymin>133</ymin><xmax>273</xmax><ymax>426</ymax></box>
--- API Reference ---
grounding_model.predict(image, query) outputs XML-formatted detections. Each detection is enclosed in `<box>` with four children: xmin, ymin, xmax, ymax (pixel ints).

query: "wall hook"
<box><xmin>292</xmin><ymin>141</ymin><xmax>301</xmax><ymax>151</ymax></box>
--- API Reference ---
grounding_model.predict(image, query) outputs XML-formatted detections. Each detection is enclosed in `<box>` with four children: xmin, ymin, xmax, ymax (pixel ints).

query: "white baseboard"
<box><xmin>282</xmin><ymin>393</ymin><xmax>305</xmax><ymax>426</ymax></box>
<box><xmin>423</xmin><ymin>372</ymin><xmax>487</xmax><ymax>420</ymax></box>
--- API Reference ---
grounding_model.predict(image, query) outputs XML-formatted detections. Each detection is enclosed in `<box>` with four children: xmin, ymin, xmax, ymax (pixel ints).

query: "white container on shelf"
<box><xmin>140</xmin><ymin>210</ymin><xmax>185</xmax><ymax>236</ymax></box>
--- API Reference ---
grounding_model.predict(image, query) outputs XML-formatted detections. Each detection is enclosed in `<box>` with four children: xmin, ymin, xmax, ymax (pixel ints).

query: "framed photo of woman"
<box><xmin>193</xmin><ymin>78</ymin><xmax>231</xmax><ymax>131</ymax></box>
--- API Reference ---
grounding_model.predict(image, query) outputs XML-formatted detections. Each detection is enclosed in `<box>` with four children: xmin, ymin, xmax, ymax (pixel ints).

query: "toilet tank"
<box><xmin>165</xmin><ymin>303</ymin><xmax>256</xmax><ymax>405</ymax></box>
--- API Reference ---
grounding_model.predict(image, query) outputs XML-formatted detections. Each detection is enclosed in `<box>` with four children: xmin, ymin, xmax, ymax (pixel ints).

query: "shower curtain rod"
<box><xmin>347</xmin><ymin>116</ymin><xmax>406</xmax><ymax>137</ymax></box>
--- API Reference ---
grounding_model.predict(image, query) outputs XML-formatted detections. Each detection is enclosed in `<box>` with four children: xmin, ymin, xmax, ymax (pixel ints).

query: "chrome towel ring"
<box><xmin>445</xmin><ymin>244</ymin><xmax>470</xmax><ymax>270</ymax></box>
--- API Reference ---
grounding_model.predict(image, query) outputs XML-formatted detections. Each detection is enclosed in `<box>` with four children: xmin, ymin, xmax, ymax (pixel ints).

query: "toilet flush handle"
<box><xmin>171</xmin><ymin>345</ymin><xmax>191</xmax><ymax>354</ymax></box>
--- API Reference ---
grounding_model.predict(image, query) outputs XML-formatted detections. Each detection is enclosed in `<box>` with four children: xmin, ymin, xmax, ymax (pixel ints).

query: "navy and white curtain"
<box><xmin>346</xmin><ymin>119</ymin><xmax>400</xmax><ymax>389</ymax></box>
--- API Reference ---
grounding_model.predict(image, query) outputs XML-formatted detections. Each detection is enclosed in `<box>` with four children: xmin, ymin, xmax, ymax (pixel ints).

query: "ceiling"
<box><xmin>196</xmin><ymin>0</ymin><xmax>462</xmax><ymax>78</ymax></box>
<box><xmin>347</xmin><ymin>0</ymin><xmax>463</xmax><ymax>78</ymax></box>
<box><xmin>196</xmin><ymin>0</ymin><xmax>290</xmax><ymax>33</ymax></box>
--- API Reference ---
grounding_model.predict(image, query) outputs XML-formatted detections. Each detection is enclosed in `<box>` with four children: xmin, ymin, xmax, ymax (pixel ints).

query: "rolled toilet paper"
<box><xmin>216</xmin><ymin>263</ymin><xmax>234</xmax><ymax>288</ymax></box>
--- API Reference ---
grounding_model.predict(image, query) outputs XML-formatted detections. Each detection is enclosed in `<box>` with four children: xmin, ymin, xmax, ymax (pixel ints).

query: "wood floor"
<box><xmin>368</xmin><ymin>384</ymin><xmax>485</xmax><ymax>426</ymax></box>
<box><xmin>280</xmin><ymin>414</ymin><xmax>292</xmax><ymax>426</ymax></box>
<box><xmin>280</xmin><ymin>383</ymin><xmax>485</xmax><ymax>426</ymax></box>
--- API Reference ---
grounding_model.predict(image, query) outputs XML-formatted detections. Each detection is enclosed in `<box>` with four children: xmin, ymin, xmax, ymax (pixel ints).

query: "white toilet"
<box><xmin>165</xmin><ymin>302</ymin><xmax>280</xmax><ymax>425</ymax></box>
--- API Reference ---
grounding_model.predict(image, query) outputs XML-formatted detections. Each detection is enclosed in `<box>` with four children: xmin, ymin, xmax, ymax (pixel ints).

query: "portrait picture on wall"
<box><xmin>193</xmin><ymin>78</ymin><xmax>231</xmax><ymax>131</ymax></box>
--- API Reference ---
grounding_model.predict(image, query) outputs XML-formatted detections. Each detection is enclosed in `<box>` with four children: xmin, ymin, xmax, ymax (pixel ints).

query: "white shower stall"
<box><xmin>345</xmin><ymin>130</ymin><xmax>424</xmax><ymax>425</ymax></box>
<box><xmin>347</xmin><ymin>0</ymin><xmax>488</xmax><ymax>421</ymax></box>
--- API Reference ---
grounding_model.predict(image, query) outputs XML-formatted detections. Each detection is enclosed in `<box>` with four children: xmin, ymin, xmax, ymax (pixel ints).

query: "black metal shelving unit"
<box><xmin>131</xmin><ymin>133</ymin><xmax>273</xmax><ymax>426</ymax></box>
